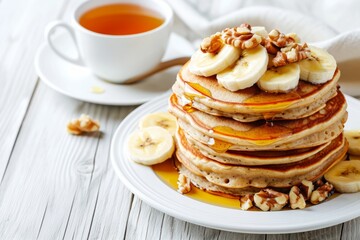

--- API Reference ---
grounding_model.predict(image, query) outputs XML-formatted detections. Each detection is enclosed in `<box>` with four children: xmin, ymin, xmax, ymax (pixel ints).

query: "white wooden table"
<box><xmin>1</xmin><ymin>0</ymin><xmax>359</xmax><ymax>239</ymax></box>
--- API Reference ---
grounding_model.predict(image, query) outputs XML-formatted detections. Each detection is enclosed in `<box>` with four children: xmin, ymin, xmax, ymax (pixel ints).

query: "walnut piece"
<box><xmin>221</xmin><ymin>23</ymin><xmax>262</xmax><ymax>50</ymax></box>
<box><xmin>299</xmin><ymin>180</ymin><xmax>314</xmax><ymax>200</ymax></box>
<box><xmin>177</xmin><ymin>174</ymin><xmax>191</xmax><ymax>194</ymax></box>
<box><xmin>200</xmin><ymin>33</ymin><xmax>224</xmax><ymax>54</ymax></box>
<box><xmin>289</xmin><ymin>186</ymin><xmax>306</xmax><ymax>209</ymax></box>
<box><xmin>67</xmin><ymin>114</ymin><xmax>100</xmax><ymax>135</ymax></box>
<box><xmin>265</xmin><ymin>29</ymin><xmax>310</xmax><ymax>67</ymax></box>
<box><xmin>254</xmin><ymin>189</ymin><xmax>289</xmax><ymax>211</ymax></box>
<box><xmin>273</xmin><ymin>43</ymin><xmax>311</xmax><ymax>67</ymax></box>
<box><xmin>310</xmin><ymin>182</ymin><xmax>334</xmax><ymax>205</ymax></box>
<box><xmin>239</xmin><ymin>194</ymin><xmax>253</xmax><ymax>210</ymax></box>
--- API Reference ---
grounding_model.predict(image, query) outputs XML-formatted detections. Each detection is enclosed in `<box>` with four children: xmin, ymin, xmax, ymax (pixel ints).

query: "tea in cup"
<box><xmin>45</xmin><ymin>0</ymin><xmax>173</xmax><ymax>83</ymax></box>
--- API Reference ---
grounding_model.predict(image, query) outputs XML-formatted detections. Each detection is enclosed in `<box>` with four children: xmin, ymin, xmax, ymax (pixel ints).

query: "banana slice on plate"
<box><xmin>139</xmin><ymin>112</ymin><xmax>177</xmax><ymax>136</ymax></box>
<box><xmin>324</xmin><ymin>160</ymin><xmax>360</xmax><ymax>193</ymax></box>
<box><xmin>189</xmin><ymin>44</ymin><xmax>241</xmax><ymax>77</ymax></box>
<box><xmin>345</xmin><ymin>130</ymin><xmax>360</xmax><ymax>156</ymax></box>
<box><xmin>258</xmin><ymin>63</ymin><xmax>300</xmax><ymax>93</ymax></box>
<box><xmin>299</xmin><ymin>46</ymin><xmax>337</xmax><ymax>84</ymax></box>
<box><xmin>217</xmin><ymin>45</ymin><xmax>268</xmax><ymax>91</ymax></box>
<box><xmin>127</xmin><ymin>126</ymin><xmax>175</xmax><ymax>165</ymax></box>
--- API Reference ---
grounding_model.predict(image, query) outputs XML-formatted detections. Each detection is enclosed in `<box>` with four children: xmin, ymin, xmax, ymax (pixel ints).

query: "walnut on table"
<box><xmin>67</xmin><ymin>114</ymin><xmax>100</xmax><ymax>135</ymax></box>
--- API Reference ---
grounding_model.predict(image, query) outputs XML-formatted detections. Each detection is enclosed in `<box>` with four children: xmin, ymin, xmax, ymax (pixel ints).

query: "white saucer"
<box><xmin>35</xmin><ymin>32</ymin><xmax>194</xmax><ymax>105</ymax></box>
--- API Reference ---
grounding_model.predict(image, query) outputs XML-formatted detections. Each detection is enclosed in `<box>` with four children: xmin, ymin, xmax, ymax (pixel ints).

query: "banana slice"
<box><xmin>217</xmin><ymin>45</ymin><xmax>268</xmax><ymax>91</ymax></box>
<box><xmin>189</xmin><ymin>45</ymin><xmax>241</xmax><ymax>77</ymax></box>
<box><xmin>258</xmin><ymin>63</ymin><xmax>300</xmax><ymax>93</ymax></box>
<box><xmin>299</xmin><ymin>46</ymin><xmax>337</xmax><ymax>84</ymax></box>
<box><xmin>139</xmin><ymin>112</ymin><xmax>177</xmax><ymax>136</ymax></box>
<box><xmin>251</xmin><ymin>26</ymin><xmax>268</xmax><ymax>39</ymax></box>
<box><xmin>127</xmin><ymin>126</ymin><xmax>175</xmax><ymax>165</ymax></box>
<box><xmin>324</xmin><ymin>160</ymin><xmax>360</xmax><ymax>193</ymax></box>
<box><xmin>344</xmin><ymin>130</ymin><xmax>360</xmax><ymax>156</ymax></box>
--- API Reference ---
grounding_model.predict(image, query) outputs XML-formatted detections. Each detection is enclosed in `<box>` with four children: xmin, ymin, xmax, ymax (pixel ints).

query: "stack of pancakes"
<box><xmin>169</xmin><ymin>62</ymin><xmax>348</xmax><ymax>196</ymax></box>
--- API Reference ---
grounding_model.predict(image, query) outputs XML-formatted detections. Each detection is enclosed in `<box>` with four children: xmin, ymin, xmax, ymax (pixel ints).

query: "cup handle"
<box><xmin>45</xmin><ymin>21</ymin><xmax>84</xmax><ymax>66</ymax></box>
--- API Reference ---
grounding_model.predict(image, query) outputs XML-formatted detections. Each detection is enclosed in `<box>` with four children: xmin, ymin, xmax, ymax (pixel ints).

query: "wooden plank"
<box><xmin>0</xmin><ymin>0</ymin><xmax>137</xmax><ymax>238</ymax></box>
<box><xmin>0</xmin><ymin>0</ymin><xmax>69</xmax><ymax>181</ymax></box>
<box><xmin>341</xmin><ymin>218</ymin><xmax>360</xmax><ymax>240</ymax></box>
<box><xmin>267</xmin><ymin>224</ymin><xmax>343</xmax><ymax>240</ymax></box>
<box><xmin>0</xmin><ymin>81</ymin><xmax>136</xmax><ymax>239</ymax></box>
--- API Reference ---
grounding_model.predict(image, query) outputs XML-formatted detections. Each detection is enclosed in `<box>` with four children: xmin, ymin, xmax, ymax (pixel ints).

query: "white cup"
<box><xmin>45</xmin><ymin>0</ymin><xmax>173</xmax><ymax>83</ymax></box>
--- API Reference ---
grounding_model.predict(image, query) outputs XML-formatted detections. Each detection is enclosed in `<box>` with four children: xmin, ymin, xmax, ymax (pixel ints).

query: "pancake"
<box><xmin>173</xmin><ymin>62</ymin><xmax>340</xmax><ymax>121</ymax></box>
<box><xmin>175</xmin><ymin>158</ymin><xmax>262</xmax><ymax>196</ymax></box>
<box><xmin>180</xmin><ymin>129</ymin><xmax>332</xmax><ymax>165</ymax></box>
<box><xmin>175</xmin><ymin>129</ymin><xmax>348</xmax><ymax>189</ymax></box>
<box><xmin>174</xmin><ymin>83</ymin><xmax>338</xmax><ymax>122</ymax></box>
<box><xmin>180</xmin><ymin>117</ymin><xmax>345</xmax><ymax>151</ymax></box>
<box><xmin>169</xmin><ymin>91</ymin><xmax>347</xmax><ymax>150</ymax></box>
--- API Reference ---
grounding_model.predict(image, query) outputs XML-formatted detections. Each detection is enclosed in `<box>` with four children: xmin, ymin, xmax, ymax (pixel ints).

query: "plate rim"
<box><xmin>111</xmin><ymin>93</ymin><xmax>360</xmax><ymax>234</ymax></box>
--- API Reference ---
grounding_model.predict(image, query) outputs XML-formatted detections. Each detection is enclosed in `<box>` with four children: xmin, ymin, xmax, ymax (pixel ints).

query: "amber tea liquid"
<box><xmin>79</xmin><ymin>3</ymin><xmax>164</xmax><ymax>35</ymax></box>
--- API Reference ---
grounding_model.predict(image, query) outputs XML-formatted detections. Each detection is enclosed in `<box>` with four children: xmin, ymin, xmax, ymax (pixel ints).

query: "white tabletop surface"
<box><xmin>1</xmin><ymin>0</ymin><xmax>359</xmax><ymax>239</ymax></box>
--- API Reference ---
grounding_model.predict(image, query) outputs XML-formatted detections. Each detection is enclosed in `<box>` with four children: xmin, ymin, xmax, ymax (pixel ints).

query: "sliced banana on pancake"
<box><xmin>344</xmin><ymin>130</ymin><xmax>360</xmax><ymax>156</ymax></box>
<box><xmin>258</xmin><ymin>63</ymin><xmax>300</xmax><ymax>93</ymax></box>
<box><xmin>127</xmin><ymin>126</ymin><xmax>175</xmax><ymax>165</ymax></box>
<box><xmin>189</xmin><ymin>45</ymin><xmax>241</xmax><ymax>77</ymax></box>
<box><xmin>217</xmin><ymin>45</ymin><xmax>268</xmax><ymax>91</ymax></box>
<box><xmin>325</xmin><ymin>160</ymin><xmax>360</xmax><ymax>193</ymax></box>
<box><xmin>299</xmin><ymin>46</ymin><xmax>337</xmax><ymax>84</ymax></box>
<box><xmin>139</xmin><ymin>112</ymin><xmax>178</xmax><ymax>137</ymax></box>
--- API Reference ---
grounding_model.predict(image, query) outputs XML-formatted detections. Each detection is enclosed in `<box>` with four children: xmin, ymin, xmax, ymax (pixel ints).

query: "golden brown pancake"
<box><xmin>175</xmin><ymin>128</ymin><xmax>348</xmax><ymax>189</ymax></box>
<box><xmin>179</xmin><ymin>129</ymin><xmax>331</xmax><ymax>165</ymax></box>
<box><xmin>169</xmin><ymin>91</ymin><xmax>347</xmax><ymax>150</ymax></box>
<box><xmin>173</xmin><ymin>62</ymin><xmax>340</xmax><ymax>121</ymax></box>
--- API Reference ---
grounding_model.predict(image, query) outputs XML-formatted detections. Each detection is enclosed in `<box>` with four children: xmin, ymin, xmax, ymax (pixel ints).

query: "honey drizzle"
<box><xmin>212</xmin><ymin>124</ymin><xmax>292</xmax><ymax>146</ymax></box>
<box><xmin>152</xmin><ymin>159</ymin><xmax>240</xmax><ymax>209</ymax></box>
<box><xmin>186</xmin><ymin>82</ymin><xmax>212</xmax><ymax>97</ymax></box>
<box><xmin>151</xmin><ymin>159</ymin><xmax>340</xmax><ymax>210</ymax></box>
<box><xmin>209</xmin><ymin>138</ymin><xmax>233</xmax><ymax>153</ymax></box>
<box><xmin>183</xmin><ymin>104</ymin><xmax>197</xmax><ymax>113</ymax></box>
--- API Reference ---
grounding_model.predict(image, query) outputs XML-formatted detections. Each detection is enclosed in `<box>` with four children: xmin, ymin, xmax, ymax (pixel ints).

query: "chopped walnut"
<box><xmin>264</xmin><ymin>29</ymin><xmax>310</xmax><ymax>67</ymax></box>
<box><xmin>310</xmin><ymin>182</ymin><xmax>334</xmax><ymax>205</ymax></box>
<box><xmin>299</xmin><ymin>180</ymin><xmax>314</xmax><ymax>200</ymax></box>
<box><xmin>272</xmin><ymin>42</ymin><xmax>311</xmax><ymax>67</ymax></box>
<box><xmin>289</xmin><ymin>186</ymin><xmax>306</xmax><ymax>209</ymax></box>
<box><xmin>177</xmin><ymin>174</ymin><xmax>191</xmax><ymax>194</ymax></box>
<box><xmin>254</xmin><ymin>189</ymin><xmax>289</xmax><ymax>211</ymax></box>
<box><xmin>314</xmin><ymin>179</ymin><xmax>325</xmax><ymax>189</ymax></box>
<box><xmin>239</xmin><ymin>194</ymin><xmax>253</xmax><ymax>210</ymax></box>
<box><xmin>267</xmin><ymin>29</ymin><xmax>288</xmax><ymax>48</ymax></box>
<box><xmin>286</xmin><ymin>33</ymin><xmax>301</xmax><ymax>43</ymax></box>
<box><xmin>221</xmin><ymin>23</ymin><xmax>262</xmax><ymax>50</ymax></box>
<box><xmin>67</xmin><ymin>114</ymin><xmax>100</xmax><ymax>135</ymax></box>
<box><xmin>200</xmin><ymin>32</ymin><xmax>224</xmax><ymax>54</ymax></box>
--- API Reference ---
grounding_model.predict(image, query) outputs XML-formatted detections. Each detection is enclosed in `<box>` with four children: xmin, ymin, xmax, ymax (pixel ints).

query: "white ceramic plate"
<box><xmin>35</xmin><ymin>32</ymin><xmax>194</xmax><ymax>106</ymax></box>
<box><xmin>111</xmin><ymin>93</ymin><xmax>360</xmax><ymax>234</ymax></box>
